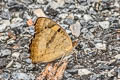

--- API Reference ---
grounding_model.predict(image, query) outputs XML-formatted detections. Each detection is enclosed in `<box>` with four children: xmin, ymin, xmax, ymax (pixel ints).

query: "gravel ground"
<box><xmin>0</xmin><ymin>0</ymin><xmax>120</xmax><ymax>80</ymax></box>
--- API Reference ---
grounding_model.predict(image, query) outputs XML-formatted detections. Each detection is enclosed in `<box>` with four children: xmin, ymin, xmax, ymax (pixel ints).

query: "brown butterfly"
<box><xmin>30</xmin><ymin>17</ymin><xmax>77</xmax><ymax>63</ymax></box>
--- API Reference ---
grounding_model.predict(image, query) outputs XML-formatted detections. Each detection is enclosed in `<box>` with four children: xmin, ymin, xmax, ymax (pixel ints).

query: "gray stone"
<box><xmin>49</xmin><ymin>0</ymin><xmax>65</xmax><ymax>9</ymax></box>
<box><xmin>27</xmin><ymin>64</ymin><xmax>35</xmax><ymax>70</ymax></box>
<box><xmin>67</xmin><ymin>69</ymin><xmax>78</xmax><ymax>75</ymax></box>
<box><xmin>118</xmin><ymin>70</ymin><xmax>120</xmax><ymax>79</ymax></box>
<box><xmin>28</xmin><ymin>73</ymin><xmax>35</xmax><ymax>80</ymax></box>
<box><xmin>81</xmin><ymin>28</ymin><xmax>88</xmax><ymax>33</ymax></box>
<box><xmin>0</xmin><ymin>20</ymin><xmax>10</xmax><ymax>32</ymax></box>
<box><xmin>98</xmin><ymin>63</ymin><xmax>110</xmax><ymax>70</ymax></box>
<box><xmin>21</xmin><ymin>52</ymin><xmax>30</xmax><ymax>59</ymax></box>
<box><xmin>0</xmin><ymin>73</ymin><xmax>10</xmax><ymax>80</ymax></box>
<box><xmin>12</xmin><ymin>72</ymin><xmax>30</xmax><ymax>80</ymax></box>
<box><xmin>66</xmin><ymin>78</ymin><xmax>76</xmax><ymax>80</ymax></box>
<box><xmin>90</xmin><ymin>74</ymin><xmax>101</xmax><ymax>80</ymax></box>
<box><xmin>20</xmin><ymin>0</ymin><xmax>33</xmax><ymax>4</ymax></box>
<box><xmin>99</xmin><ymin>21</ymin><xmax>110</xmax><ymax>29</ymax></box>
<box><xmin>0</xmin><ymin>9</ymin><xmax>11</xmax><ymax>19</ymax></box>
<box><xmin>76</xmin><ymin>5</ymin><xmax>88</xmax><ymax>11</ymax></box>
<box><xmin>83</xmin><ymin>32</ymin><xmax>94</xmax><ymax>40</ymax></box>
<box><xmin>1</xmin><ymin>49</ymin><xmax>11</xmax><ymax>56</ymax></box>
<box><xmin>64</xmin><ymin>71</ymin><xmax>72</xmax><ymax>78</ymax></box>
<box><xmin>24</xmin><ymin>58</ymin><xmax>32</xmax><ymax>63</ymax></box>
<box><xmin>13</xmin><ymin>62</ymin><xmax>21</xmax><ymax>69</ymax></box>
<box><xmin>0</xmin><ymin>24</ymin><xmax>7</xmax><ymax>32</ymax></box>
<box><xmin>0</xmin><ymin>58</ymin><xmax>7</xmax><ymax>68</ymax></box>
<box><xmin>0</xmin><ymin>34</ymin><xmax>8</xmax><ymax>41</ymax></box>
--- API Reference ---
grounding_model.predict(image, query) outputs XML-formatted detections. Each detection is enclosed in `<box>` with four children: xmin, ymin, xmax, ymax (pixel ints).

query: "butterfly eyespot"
<box><xmin>57</xmin><ymin>28</ymin><xmax>61</xmax><ymax>32</ymax></box>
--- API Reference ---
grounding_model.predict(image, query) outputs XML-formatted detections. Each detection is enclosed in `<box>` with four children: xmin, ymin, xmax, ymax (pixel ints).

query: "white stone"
<box><xmin>114</xmin><ymin>1</ymin><xmax>119</xmax><ymax>8</ymax></box>
<box><xmin>12</xmin><ymin>52</ymin><xmax>20</xmax><ymax>58</ymax></box>
<box><xmin>49</xmin><ymin>0</ymin><xmax>65</xmax><ymax>9</ymax></box>
<box><xmin>33</xmin><ymin>9</ymin><xmax>46</xmax><ymax>17</ymax></box>
<box><xmin>76</xmin><ymin>5</ymin><xmax>88</xmax><ymax>11</ymax></box>
<box><xmin>12</xmin><ymin>72</ymin><xmax>30</xmax><ymax>80</ymax></box>
<box><xmin>78</xmin><ymin>69</ymin><xmax>91</xmax><ymax>76</ymax></box>
<box><xmin>70</xmin><ymin>21</ymin><xmax>81</xmax><ymax>37</ymax></box>
<box><xmin>66</xmin><ymin>29</ymin><xmax>71</xmax><ymax>34</ymax></box>
<box><xmin>3</xmin><ymin>20</ymin><xmax>10</xmax><ymax>26</ymax></box>
<box><xmin>56</xmin><ymin>0</ymin><xmax>65</xmax><ymax>7</ymax></box>
<box><xmin>49</xmin><ymin>1</ymin><xmax>58</xmax><ymax>9</ymax></box>
<box><xmin>6</xmin><ymin>60</ymin><xmax>13</xmax><ymax>68</ymax></box>
<box><xmin>59</xmin><ymin>13</ymin><xmax>68</xmax><ymax>19</ymax></box>
<box><xmin>0</xmin><ymin>20</ymin><xmax>10</xmax><ymax>32</ymax></box>
<box><xmin>83</xmin><ymin>14</ymin><xmax>92</xmax><ymax>22</ymax></box>
<box><xmin>95</xmin><ymin>43</ymin><xmax>106</xmax><ymax>50</ymax></box>
<box><xmin>11</xmin><ymin>17</ymin><xmax>23</xmax><ymax>23</ymax></box>
<box><xmin>13</xmin><ymin>62</ymin><xmax>21</xmax><ymax>69</ymax></box>
<box><xmin>0</xmin><ymin>24</ymin><xmax>6</xmax><ymax>32</ymax></box>
<box><xmin>36</xmin><ymin>0</ymin><xmax>44</xmax><ymax>4</ymax></box>
<box><xmin>114</xmin><ymin>54</ymin><xmax>120</xmax><ymax>59</ymax></box>
<box><xmin>99</xmin><ymin>21</ymin><xmax>110</xmax><ymax>29</ymax></box>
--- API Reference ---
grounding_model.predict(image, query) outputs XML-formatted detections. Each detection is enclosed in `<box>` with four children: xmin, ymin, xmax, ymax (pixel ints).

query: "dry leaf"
<box><xmin>53</xmin><ymin>60</ymin><xmax>68</xmax><ymax>80</ymax></box>
<box><xmin>36</xmin><ymin>60</ymin><xmax>68</xmax><ymax>80</ymax></box>
<box><xmin>36</xmin><ymin>64</ymin><xmax>53</xmax><ymax>80</ymax></box>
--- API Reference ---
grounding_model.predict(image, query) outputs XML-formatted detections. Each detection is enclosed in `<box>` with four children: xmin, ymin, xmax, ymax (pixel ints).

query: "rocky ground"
<box><xmin>0</xmin><ymin>0</ymin><xmax>120</xmax><ymax>80</ymax></box>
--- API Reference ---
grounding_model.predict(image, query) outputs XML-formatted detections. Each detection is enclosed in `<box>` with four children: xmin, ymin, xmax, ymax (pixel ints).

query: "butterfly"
<box><xmin>30</xmin><ymin>17</ymin><xmax>76</xmax><ymax>63</ymax></box>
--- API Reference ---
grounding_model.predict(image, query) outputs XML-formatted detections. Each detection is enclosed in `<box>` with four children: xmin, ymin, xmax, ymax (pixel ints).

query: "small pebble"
<box><xmin>0</xmin><ymin>24</ymin><xmax>7</xmax><ymax>32</ymax></box>
<box><xmin>1</xmin><ymin>49</ymin><xmax>11</xmax><ymax>56</ymax></box>
<box><xmin>99</xmin><ymin>21</ymin><xmax>110</xmax><ymax>29</ymax></box>
<box><xmin>78</xmin><ymin>68</ymin><xmax>92</xmax><ymax>76</ymax></box>
<box><xmin>0</xmin><ymin>73</ymin><xmax>10</xmax><ymax>80</ymax></box>
<box><xmin>33</xmin><ymin>9</ymin><xmax>46</xmax><ymax>17</ymax></box>
<box><xmin>12</xmin><ymin>72</ymin><xmax>30</xmax><ymax>80</ymax></box>
<box><xmin>12</xmin><ymin>52</ymin><xmax>20</xmax><ymax>58</ymax></box>
<box><xmin>114</xmin><ymin>54</ymin><xmax>120</xmax><ymax>59</ymax></box>
<box><xmin>70</xmin><ymin>21</ymin><xmax>81</xmax><ymax>37</ymax></box>
<box><xmin>95</xmin><ymin>43</ymin><xmax>106</xmax><ymax>50</ymax></box>
<box><xmin>83</xmin><ymin>14</ymin><xmax>93</xmax><ymax>22</ymax></box>
<box><xmin>13</xmin><ymin>62</ymin><xmax>21</xmax><ymax>69</ymax></box>
<box><xmin>6</xmin><ymin>60</ymin><xmax>13</xmax><ymax>68</ymax></box>
<box><xmin>24</xmin><ymin>58</ymin><xmax>32</xmax><ymax>63</ymax></box>
<box><xmin>0</xmin><ymin>58</ymin><xmax>7</xmax><ymax>68</ymax></box>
